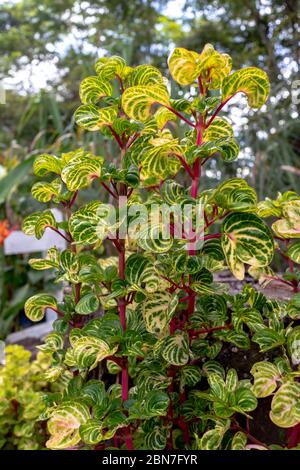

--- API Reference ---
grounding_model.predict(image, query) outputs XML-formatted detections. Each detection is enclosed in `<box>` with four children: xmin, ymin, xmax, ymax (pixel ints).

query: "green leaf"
<box><xmin>71</xmin><ymin>335</ymin><xmax>117</xmax><ymax>370</ymax></box>
<box><xmin>24</xmin><ymin>293</ymin><xmax>57</xmax><ymax>322</ymax></box>
<box><xmin>22</xmin><ymin>210</ymin><xmax>57</xmax><ymax>239</ymax></box>
<box><xmin>46</xmin><ymin>401</ymin><xmax>90</xmax><ymax>449</ymax></box>
<box><xmin>140</xmin><ymin>292</ymin><xmax>178</xmax><ymax>337</ymax></box>
<box><xmin>75</xmin><ymin>294</ymin><xmax>100</xmax><ymax>315</ymax></box>
<box><xmin>231</xmin><ymin>431</ymin><xmax>247</xmax><ymax>450</ymax></box>
<box><xmin>121</xmin><ymin>85</ymin><xmax>170</xmax><ymax>121</ymax></box>
<box><xmin>168</xmin><ymin>44</ymin><xmax>231</xmax><ymax>88</ymax></box>
<box><xmin>250</xmin><ymin>362</ymin><xmax>280</xmax><ymax>398</ymax></box>
<box><xmin>69</xmin><ymin>201</ymin><xmax>104</xmax><ymax>245</ymax></box>
<box><xmin>95</xmin><ymin>55</ymin><xmax>127</xmax><ymax>80</ymax></box>
<box><xmin>287</xmin><ymin>242</ymin><xmax>300</xmax><ymax>264</ymax></box>
<box><xmin>79</xmin><ymin>419</ymin><xmax>103</xmax><ymax>445</ymax></box>
<box><xmin>29</xmin><ymin>247</ymin><xmax>59</xmax><ymax>270</ymax></box>
<box><xmin>128</xmin><ymin>390</ymin><xmax>169</xmax><ymax>419</ymax></box>
<box><xmin>214</xmin><ymin>179</ymin><xmax>257</xmax><ymax>212</ymax></box>
<box><xmin>221</xmin><ymin>212</ymin><xmax>274</xmax><ymax>280</ymax></box>
<box><xmin>161</xmin><ymin>332</ymin><xmax>189</xmax><ymax>366</ymax></box>
<box><xmin>252</xmin><ymin>328</ymin><xmax>285</xmax><ymax>352</ymax></box>
<box><xmin>61</xmin><ymin>152</ymin><xmax>102</xmax><ymax>191</ymax></box>
<box><xmin>222</xmin><ymin>67</ymin><xmax>270</xmax><ymax>109</ymax></box>
<box><xmin>287</xmin><ymin>294</ymin><xmax>300</xmax><ymax>320</ymax></box>
<box><xmin>79</xmin><ymin>76</ymin><xmax>112</xmax><ymax>105</ymax></box>
<box><xmin>198</xmin><ymin>427</ymin><xmax>225</xmax><ymax>450</ymax></box>
<box><xmin>203</xmin><ymin>117</ymin><xmax>233</xmax><ymax>141</ymax></box>
<box><xmin>31</xmin><ymin>179</ymin><xmax>62</xmax><ymax>203</ymax></box>
<box><xmin>74</xmin><ymin>105</ymin><xmax>118</xmax><ymax>131</ymax></box>
<box><xmin>33</xmin><ymin>153</ymin><xmax>62</xmax><ymax>176</ymax></box>
<box><xmin>287</xmin><ymin>326</ymin><xmax>300</xmax><ymax>364</ymax></box>
<box><xmin>270</xmin><ymin>382</ymin><xmax>300</xmax><ymax>428</ymax></box>
<box><xmin>144</xmin><ymin>427</ymin><xmax>168</xmax><ymax>450</ymax></box>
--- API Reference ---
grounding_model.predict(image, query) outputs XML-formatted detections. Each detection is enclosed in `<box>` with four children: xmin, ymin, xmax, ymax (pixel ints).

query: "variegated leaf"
<box><xmin>75</xmin><ymin>294</ymin><xmax>100</xmax><ymax>315</ymax></box>
<box><xmin>79</xmin><ymin>419</ymin><xmax>103</xmax><ymax>445</ymax></box>
<box><xmin>129</xmin><ymin>65</ymin><xmax>164</xmax><ymax>86</ymax></box>
<box><xmin>71</xmin><ymin>336</ymin><xmax>118</xmax><ymax>369</ymax></box>
<box><xmin>287</xmin><ymin>326</ymin><xmax>300</xmax><ymax>364</ymax></box>
<box><xmin>168</xmin><ymin>47</ymin><xmax>200</xmax><ymax>86</ymax></box>
<box><xmin>222</xmin><ymin>67</ymin><xmax>270</xmax><ymax>109</ymax></box>
<box><xmin>121</xmin><ymin>85</ymin><xmax>170</xmax><ymax>121</ymax></box>
<box><xmin>79</xmin><ymin>76</ymin><xmax>112</xmax><ymax>104</ymax></box>
<box><xmin>69</xmin><ymin>201</ymin><xmax>110</xmax><ymax>245</ymax></box>
<box><xmin>154</xmin><ymin>107</ymin><xmax>176</xmax><ymax>129</ymax></box>
<box><xmin>161</xmin><ymin>332</ymin><xmax>189</xmax><ymax>366</ymax></box>
<box><xmin>74</xmin><ymin>105</ymin><xmax>118</xmax><ymax>131</ymax></box>
<box><xmin>250</xmin><ymin>362</ymin><xmax>281</xmax><ymax>398</ymax></box>
<box><xmin>24</xmin><ymin>293</ymin><xmax>57</xmax><ymax>322</ymax></box>
<box><xmin>46</xmin><ymin>401</ymin><xmax>90</xmax><ymax>449</ymax></box>
<box><xmin>221</xmin><ymin>212</ymin><xmax>274</xmax><ymax>280</ymax></box>
<box><xmin>270</xmin><ymin>382</ymin><xmax>300</xmax><ymax>428</ymax></box>
<box><xmin>95</xmin><ymin>55</ymin><xmax>127</xmax><ymax>79</ymax></box>
<box><xmin>22</xmin><ymin>210</ymin><xmax>57</xmax><ymax>239</ymax></box>
<box><xmin>33</xmin><ymin>153</ymin><xmax>62</xmax><ymax>176</ymax></box>
<box><xmin>139</xmin><ymin>135</ymin><xmax>181</xmax><ymax>183</ymax></box>
<box><xmin>61</xmin><ymin>152</ymin><xmax>102</xmax><ymax>191</ymax></box>
<box><xmin>198</xmin><ymin>426</ymin><xmax>226</xmax><ymax>450</ymax></box>
<box><xmin>231</xmin><ymin>431</ymin><xmax>247</xmax><ymax>450</ymax></box>
<box><xmin>213</xmin><ymin>178</ymin><xmax>257</xmax><ymax>212</ymax></box>
<box><xmin>141</xmin><ymin>292</ymin><xmax>178</xmax><ymax>337</ymax></box>
<box><xmin>287</xmin><ymin>294</ymin><xmax>300</xmax><ymax>320</ymax></box>
<box><xmin>29</xmin><ymin>247</ymin><xmax>59</xmax><ymax>270</ymax></box>
<box><xmin>144</xmin><ymin>427</ymin><xmax>168</xmax><ymax>450</ymax></box>
<box><xmin>203</xmin><ymin>117</ymin><xmax>233</xmax><ymax>141</ymax></box>
<box><xmin>31</xmin><ymin>179</ymin><xmax>61</xmax><ymax>203</ymax></box>
<box><xmin>287</xmin><ymin>242</ymin><xmax>300</xmax><ymax>264</ymax></box>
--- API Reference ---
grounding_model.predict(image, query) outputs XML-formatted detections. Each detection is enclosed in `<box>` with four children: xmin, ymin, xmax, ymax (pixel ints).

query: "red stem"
<box><xmin>286</xmin><ymin>423</ymin><xmax>300</xmax><ymax>448</ymax></box>
<box><xmin>264</xmin><ymin>275</ymin><xmax>294</xmax><ymax>288</ymax></box>
<box><xmin>160</xmin><ymin>274</ymin><xmax>183</xmax><ymax>290</ymax></box>
<box><xmin>206</xmin><ymin>95</ymin><xmax>235</xmax><ymax>128</ymax></box>
<box><xmin>198</xmin><ymin>76</ymin><xmax>204</xmax><ymax>95</ymax></box>
<box><xmin>47</xmin><ymin>226</ymin><xmax>71</xmax><ymax>243</ymax></box>
<box><xmin>164</xmin><ymin>105</ymin><xmax>196</xmax><ymax>128</ymax></box>
<box><xmin>178</xmin><ymin>391</ymin><xmax>190</xmax><ymax>445</ymax></box>
<box><xmin>204</xmin><ymin>233</ymin><xmax>222</xmax><ymax>241</ymax></box>
<box><xmin>191</xmin><ymin>158</ymin><xmax>200</xmax><ymax>200</ymax></box>
<box><xmin>101</xmin><ymin>182</ymin><xmax>118</xmax><ymax>199</ymax></box>
<box><xmin>232</xmin><ymin>423</ymin><xmax>268</xmax><ymax>449</ymax></box>
<box><xmin>126</xmin><ymin>132</ymin><xmax>140</xmax><ymax>149</ymax></box>
<box><xmin>107</xmin><ymin>125</ymin><xmax>124</xmax><ymax>149</ymax></box>
<box><xmin>68</xmin><ymin>191</ymin><xmax>78</xmax><ymax>208</ymax></box>
<box><xmin>189</xmin><ymin>324</ymin><xmax>231</xmax><ymax>336</ymax></box>
<box><xmin>173</xmin><ymin>153</ymin><xmax>194</xmax><ymax>177</ymax></box>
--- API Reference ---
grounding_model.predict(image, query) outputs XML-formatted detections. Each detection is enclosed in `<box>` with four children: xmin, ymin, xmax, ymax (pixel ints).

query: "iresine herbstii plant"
<box><xmin>22</xmin><ymin>45</ymin><xmax>300</xmax><ymax>450</ymax></box>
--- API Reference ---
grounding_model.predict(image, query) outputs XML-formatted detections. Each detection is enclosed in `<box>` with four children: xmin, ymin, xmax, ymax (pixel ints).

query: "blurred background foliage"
<box><xmin>0</xmin><ymin>0</ymin><xmax>299</xmax><ymax>336</ymax></box>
